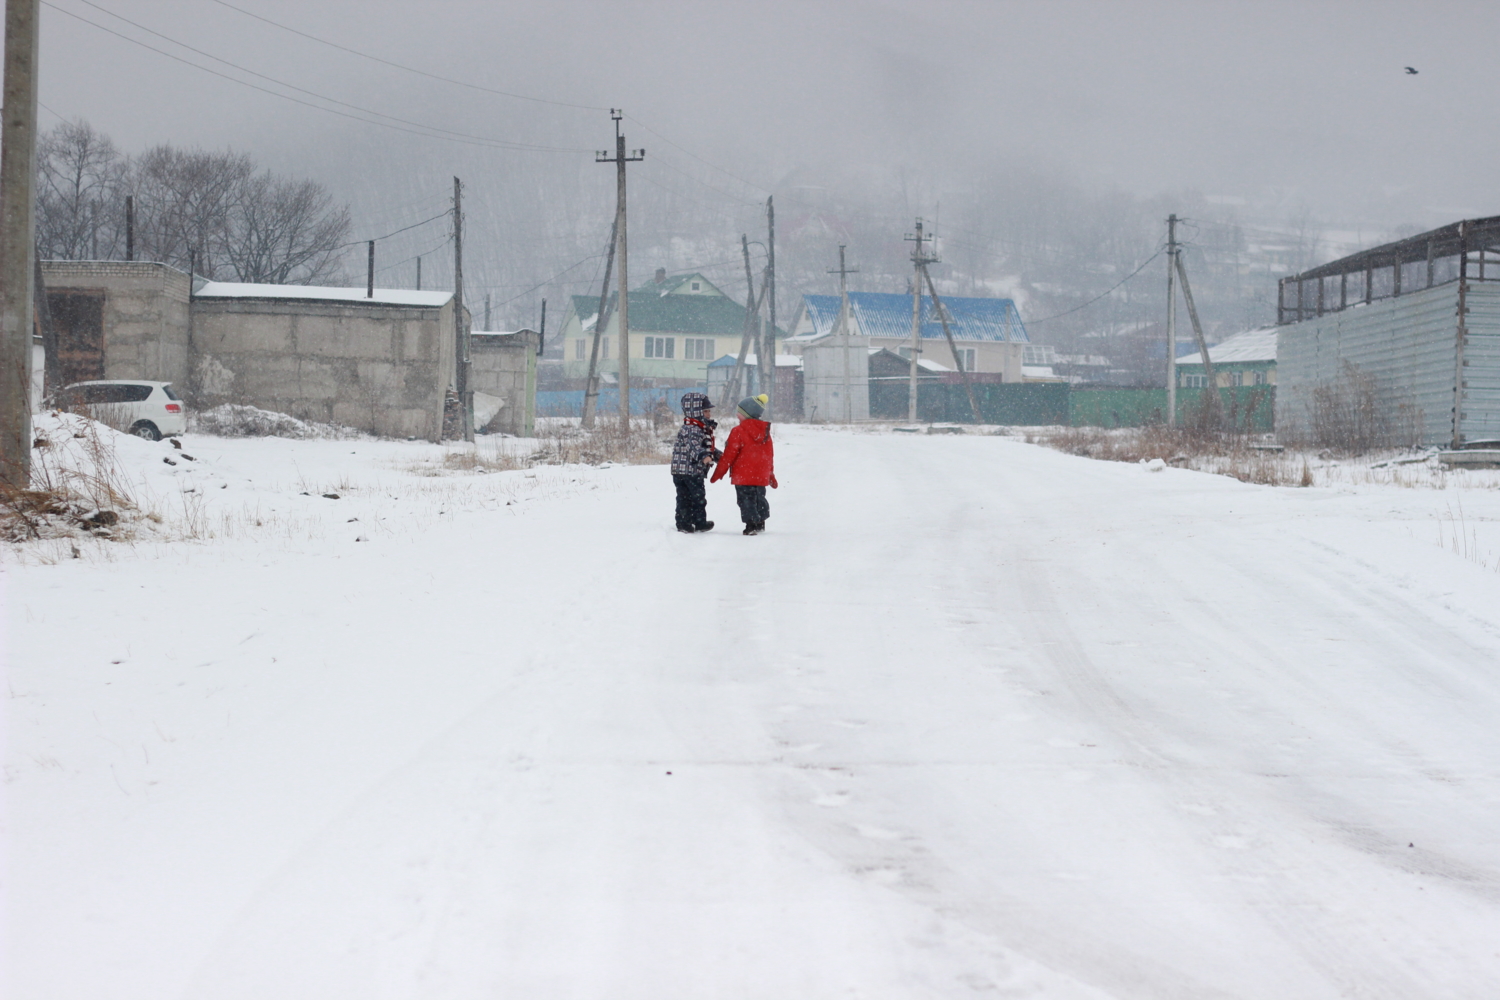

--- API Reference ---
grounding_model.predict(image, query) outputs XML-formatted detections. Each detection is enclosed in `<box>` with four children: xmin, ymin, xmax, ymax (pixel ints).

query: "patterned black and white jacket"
<box><xmin>671</xmin><ymin>391</ymin><xmax>717</xmax><ymax>476</ymax></box>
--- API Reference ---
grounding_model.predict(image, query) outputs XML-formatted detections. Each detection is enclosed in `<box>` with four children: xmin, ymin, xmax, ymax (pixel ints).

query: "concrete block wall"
<box><xmin>190</xmin><ymin>298</ymin><xmax>457</xmax><ymax>440</ymax></box>
<box><xmin>41</xmin><ymin>261</ymin><xmax>192</xmax><ymax>386</ymax></box>
<box><xmin>471</xmin><ymin>331</ymin><xmax>538</xmax><ymax>436</ymax></box>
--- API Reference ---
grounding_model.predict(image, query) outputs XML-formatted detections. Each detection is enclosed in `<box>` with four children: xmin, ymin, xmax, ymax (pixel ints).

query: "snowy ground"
<box><xmin>6</xmin><ymin>423</ymin><xmax>1500</xmax><ymax>999</ymax></box>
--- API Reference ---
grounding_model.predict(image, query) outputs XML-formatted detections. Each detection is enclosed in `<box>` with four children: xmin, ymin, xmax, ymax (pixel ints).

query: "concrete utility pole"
<box><xmin>0</xmin><ymin>0</ymin><xmax>39</xmax><ymax>488</ymax></box>
<box><xmin>1166</xmin><ymin>213</ymin><xmax>1178</xmax><ymax>428</ymax></box>
<box><xmin>366</xmin><ymin>240</ymin><xmax>374</xmax><ymax>298</ymax></box>
<box><xmin>595</xmin><ymin>110</ymin><xmax>643</xmax><ymax>434</ymax></box>
<box><xmin>905</xmin><ymin>219</ymin><xmax>937</xmax><ymax>422</ymax></box>
<box><xmin>1174</xmin><ymin>251</ymin><xmax>1219</xmax><ymax>427</ymax></box>
<box><xmin>416</xmin><ymin>255</ymin><xmax>422</xmax><ymax>290</ymax></box>
<box><xmin>827</xmin><ymin>246</ymin><xmax>858</xmax><ymax>423</ymax></box>
<box><xmin>484</xmin><ymin>293</ymin><xmax>491</xmax><ymax>331</ymax></box>
<box><xmin>454</xmin><ymin>176</ymin><xmax>473</xmax><ymax>441</ymax></box>
<box><xmin>920</xmin><ymin>266</ymin><xmax>981</xmax><ymax>424</ymax></box>
<box><xmin>765</xmin><ymin>195</ymin><xmax>776</xmax><ymax>417</ymax></box>
<box><xmin>125</xmin><ymin>194</ymin><xmax>134</xmax><ymax>261</ymax></box>
<box><xmin>581</xmin><ymin>213</ymin><xmax>617</xmax><ymax>429</ymax></box>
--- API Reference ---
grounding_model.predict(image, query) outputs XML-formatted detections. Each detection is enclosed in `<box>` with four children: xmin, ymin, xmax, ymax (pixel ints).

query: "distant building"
<box><xmin>1275</xmin><ymin>216</ymin><xmax>1500</xmax><ymax>446</ymax></box>
<box><xmin>553</xmin><ymin>269</ymin><xmax>778</xmax><ymax>389</ymax></box>
<box><xmin>784</xmin><ymin>291</ymin><xmax>1028</xmax><ymax>381</ymax></box>
<box><xmin>1174</xmin><ymin>327</ymin><xmax>1276</xmax><ymax>389</ymax></box>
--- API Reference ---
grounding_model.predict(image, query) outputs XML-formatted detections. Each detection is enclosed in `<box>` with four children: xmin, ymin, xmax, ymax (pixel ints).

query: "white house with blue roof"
<box><xmin>784</xmin><ymin>291</ymin><xmax>1029</xmax><ymax>382</ymax></box>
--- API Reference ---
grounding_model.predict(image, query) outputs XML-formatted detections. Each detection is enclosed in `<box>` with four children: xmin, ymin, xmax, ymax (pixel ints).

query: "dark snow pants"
<box><xmin>735</xmin><ymin>485</ymin><xmax>770</xmax><ymax>525</ymax></box>
<box><xmin>673</xmin><ymin>474</ymin><xmax>709</xmax><ymax>530</ymax></box>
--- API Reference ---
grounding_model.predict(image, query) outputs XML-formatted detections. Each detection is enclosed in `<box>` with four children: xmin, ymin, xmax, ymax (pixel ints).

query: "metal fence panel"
<box><xmin>1276</xmin><ymin>283</ymin><xmax>1459</xmax><ymax>445</ymax></box>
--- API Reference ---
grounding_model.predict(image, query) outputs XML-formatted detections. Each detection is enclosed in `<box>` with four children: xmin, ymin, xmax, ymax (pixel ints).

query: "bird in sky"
<box><xmin>1405</xmin><ymin>66</ymin><xmax>1419</xmax><ymax>74</ymax></box>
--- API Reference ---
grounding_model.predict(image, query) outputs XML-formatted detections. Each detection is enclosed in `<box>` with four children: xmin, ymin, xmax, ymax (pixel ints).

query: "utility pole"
<box><xmin>921</xmin><ymin>266</ymin><xmax>981</xmax><ymax>424</ymax></box>
<box><xmin>596</xmin><ymin>110</ymin><xmax>643</xmax><ymax>434</ymax></box>
<box><xmin>1166</xmin><ymin>214</ymin><xmax>1178</xmax><ymax>427</ymax></box>
<box><xmin>827</xmin><ymin>246</ymin><xmax>858</xmax><ymax>423</ymax></box>
<box><xmin>454</xmin><ymin>176</ymin><xmax>472</xmax><ymax>441</ymax></box>
<box><xmin>905</xmin><ymin>219</ymin><xmax>937</xmax><ymax>423</ymax></box>
<box><xmin>538</xmin><ymin>298</ymin><xmax>546</xmax><ymax>360</ymax></box>
<box><xmin>581</xmin><ymin>213</ymin><xmax>617</xmax><ymax>429</ymax></box>
<box><xmin>1174</xmin><ymin>251</ymin><xmax>1219</xmax><ymax>428</ymax></box>
<box><xmin>721</xmin><ymin>234</ymin><xmax>763</xmax><ymax>409</ymax></box>
<box><xmin>484</xmin><ymin>293</ymin><xmax>491</xmax><ymax>331</ymax></box>
<box><xmin>765</xmin><ymin>195</ymin><xmax>776</xmax><ymax>418</ymax></box>
<box><xmin>366</xmin><ymin>240</ymin><xmax>374</xmax><ymax>298</ymax></box>
<box><xmin>0</xmin><ymin>0</ymin><xmax>39</xmax><ymax>488</ymax></box>
<box><xmin>125</xmin><ymin>194</ymin><xmax>134</xmax><ymax>261</ymax></box>
<box><xmin>416</xmin><ymin>255</ymin><xmax>422</xmax><ymax>290</ymax></box>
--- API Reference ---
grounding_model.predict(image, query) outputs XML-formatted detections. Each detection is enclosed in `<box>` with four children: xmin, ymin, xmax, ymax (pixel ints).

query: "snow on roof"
<box><xmin>1176</xmin><ymin>326</ymin><xmax>1278</xmax><ymax>366</ymax></box>
<box><xmin>194</xmin><ymin>281</ymin><xmax>453</xmax><ymax>308</ymax></box>
<box><xmin>707</xmin><ymin>353</ymin><xmax>802</xmax><ymax>368</ymax></box>
<box><xmin>471</xmin><ymin>329</ymin><xmax>535</xmax><ymax>337</ymax></box>
<box><xmin>801</xmin><ymin>291</ymin><xmax>1029</xmax><ymax>343</ymax></box>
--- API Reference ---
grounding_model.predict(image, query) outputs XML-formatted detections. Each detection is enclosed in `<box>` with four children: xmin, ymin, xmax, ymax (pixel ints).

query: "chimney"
<box><xmin>655</xmin><ymin>267</ymin><xmax>667</xmax><ymax>284</ymax></box>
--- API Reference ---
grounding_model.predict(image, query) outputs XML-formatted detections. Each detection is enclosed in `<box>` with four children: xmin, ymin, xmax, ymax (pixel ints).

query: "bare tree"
<box><xmin>221</xmin><ymin>174</ymin><xmax>349</xmax><ymax>284</ymax></box>
<box><xmin>36</xmin><ymin>119</ymin><xmax>126</xmax><ymax>260</ymax></box>
<box><xmin>35</xmin><ymin>122</ymin><xmax>351</xmax><ymax>284</ymax></box>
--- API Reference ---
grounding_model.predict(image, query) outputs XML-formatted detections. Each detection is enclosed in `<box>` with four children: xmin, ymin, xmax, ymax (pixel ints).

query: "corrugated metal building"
<box><xmin>1275</xmin><ymin>217</ymin><xmax>1500</xmax><ymax>446</ymax></box>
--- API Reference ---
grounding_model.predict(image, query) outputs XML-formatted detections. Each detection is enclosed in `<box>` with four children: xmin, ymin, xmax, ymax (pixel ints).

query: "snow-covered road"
<box><xmin>7</xmin><ymin>426</ymin><xmax>1500</xmax><ymax>998</ymax></box>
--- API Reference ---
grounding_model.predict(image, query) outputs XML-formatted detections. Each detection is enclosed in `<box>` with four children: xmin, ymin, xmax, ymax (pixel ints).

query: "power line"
<box><xmin>1025</xmin><ymin>249</ymin><xmax>1164</xmax><ymax>326</ymax></box>
<box><xmin>335</xmin><ymin>211</ymin><xmax>450</xmax><ymax>251</ymax></box>
<box><xmin>207</xmin><ymin>0</ymin><xmax>609</xmax><ymax>113</ymax></box>
<box><xmin>41</xmin><ymin>1</ymin><xmax>589</xmax><ymax>153</ymax></box>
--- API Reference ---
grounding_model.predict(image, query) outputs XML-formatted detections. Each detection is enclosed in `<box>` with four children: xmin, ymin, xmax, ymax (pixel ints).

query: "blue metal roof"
<box><xmin>802</xmin><ymin>291</ymin><xmax>1029</xmax><ymax>343</ymax></box>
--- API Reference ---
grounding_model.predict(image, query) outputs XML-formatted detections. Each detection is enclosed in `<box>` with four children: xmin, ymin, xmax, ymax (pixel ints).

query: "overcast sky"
<box><xmin>33</xmin><ymin>0</ymin><xmax>1500</xmax><ymax>248</ymax></box>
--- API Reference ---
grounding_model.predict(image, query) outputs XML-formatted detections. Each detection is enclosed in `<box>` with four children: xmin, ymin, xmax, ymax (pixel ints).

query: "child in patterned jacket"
<box><xmin>670</xmin><ymin>391</ymin><xmax>719</xmax><ymax>533</ymax></box>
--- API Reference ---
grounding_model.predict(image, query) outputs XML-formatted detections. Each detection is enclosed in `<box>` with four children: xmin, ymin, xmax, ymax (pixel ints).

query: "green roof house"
<box><xmin>555</xmin><ymin>268</ymin><xmax>778</xmax><ymax>388</ymax></box>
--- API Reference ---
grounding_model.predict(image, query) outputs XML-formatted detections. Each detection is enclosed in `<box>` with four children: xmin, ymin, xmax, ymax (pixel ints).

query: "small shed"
<box><xmin>470</xmin><ymin>329</ymin><xmax>539</xmax><ymax>436</ymax></box>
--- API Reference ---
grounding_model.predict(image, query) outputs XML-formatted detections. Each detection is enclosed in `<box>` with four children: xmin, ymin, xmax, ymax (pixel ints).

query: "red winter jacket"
<box><xmin>710</xmin><ymin>418</ymin><xmax>778</xmax><ymax>487</ymax></box>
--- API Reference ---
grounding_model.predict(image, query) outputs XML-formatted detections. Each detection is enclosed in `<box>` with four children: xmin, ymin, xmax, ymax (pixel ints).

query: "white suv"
<box><xmin>50</xmin><ymin>380</ymin><xmax>188</xmax><ymax>440</ymax></box>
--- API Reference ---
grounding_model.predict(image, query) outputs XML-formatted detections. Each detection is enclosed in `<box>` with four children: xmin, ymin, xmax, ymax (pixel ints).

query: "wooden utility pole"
<box><xmin>827</xmin><ymin>246</ymin><xmax>858</xmax><ymax>423</ymax></box>
<box><xmin>454</xmin><ymin>176</ymin><xmax>472</xmax><ymax>441</ymax></box>
<box><xmin>581</xmin><ymin>213</ymin><xmax>617</xmax><ymax>429</ymax></box>
<box><xmin>484</xmin><ymin>293</ymin><xmax>491</xmax><ymax>330</ymax></box>
<box><xmin>538</xmin><ymin>298</ymin><xmax>547</xmax><ymax>360</ymax></box>
<box><xmin>920</xmin><ymin>266</ymin><xmax>980</xmax><ymax>424</ymax></box>
<box><xmin>1166</xmin><ymin>213</ymin><xmax>1178</xmax><ymax>427</ymax></box>
<box><xmin>125</xmin><ymin>194</ymin><xmax>134</xmax><ymax>261</ymax></box>
<box><xmin>366</xmin><ymin>240</ymin><xmax>375</xmax><ymax>298</ymax></box>
<box><xmin>905</xmin><ymin>219</ymin><xmax>937</xmax><ymax>422</ymax></box>
<box><xmin>1174</xmin><ymin>251</ymin><xmax>1219</xmax><ymax>427</ymax></box>
<box><xmin>416</xmin><ymin>255</ymin><xmax>422</xmax><ymax>290</ymax></box>
<box><xmin>765</xmin><ymin>195</ymin><xmax>775</xmax><ymax>417</ymax></box>
<box><xmin>595</xmin><ymin>110</ymin><xmax>643</xmax><ymax>434</ymax></box>
<box><xmin>721</xmin><ymin>234</ymin><xmax>763</xmax><ymax>410</ymax></box>
<box><xmin>0</xmin><ymin>0</ymin><xmax>39</xmax><ymax>488</ymax></box>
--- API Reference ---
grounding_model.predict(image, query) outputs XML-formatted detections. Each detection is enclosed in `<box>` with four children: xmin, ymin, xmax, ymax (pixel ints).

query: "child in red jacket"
<box><xmin>710</xmin><ymin>394</ymin><xmax>778</xmax><ymax>535</ymax></box>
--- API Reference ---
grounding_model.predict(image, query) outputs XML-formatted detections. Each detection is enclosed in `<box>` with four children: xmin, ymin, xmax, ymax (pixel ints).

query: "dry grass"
<box><xmin>1027</xmin><ymin>425</ymin><xmax>1308</xmax><ymax>487</ymax></box>
<box><xmin>409</xmin><ymin>420</ymin><xmax>669</xmax><ymax>477</ymax></box>
<box><xmin>3</xmin><ymin>416</ymin><xmax>141</xmax><ymax>542</ymax></box>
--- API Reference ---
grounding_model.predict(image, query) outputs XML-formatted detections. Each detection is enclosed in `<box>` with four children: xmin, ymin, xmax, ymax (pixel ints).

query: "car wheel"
<box><xmin>130</xmin><ymin>421</ymin><xmax>162</xmax><ymax>441</ymax></box>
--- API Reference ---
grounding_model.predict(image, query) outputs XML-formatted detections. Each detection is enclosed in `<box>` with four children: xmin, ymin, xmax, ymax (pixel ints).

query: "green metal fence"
<box><xmin>912</xmin><ymin>383</ymin><xmax>1276</xmax><ymax>430</ymax></box>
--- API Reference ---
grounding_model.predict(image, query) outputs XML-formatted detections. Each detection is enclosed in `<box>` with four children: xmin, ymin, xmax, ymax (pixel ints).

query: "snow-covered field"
<box><xmin>6</xmin><ymin>423</ymin><xmax>1500</xmax><ymax>999</ymax></box>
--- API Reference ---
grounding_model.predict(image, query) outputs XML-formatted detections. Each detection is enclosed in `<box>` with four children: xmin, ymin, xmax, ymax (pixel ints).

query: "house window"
<box><xmin>1253</xmin><ymin>371</ymin><xmax>1267</xmax><ymax>386</ymax></box>
<box><xmin>574</xmin><ymin>339</ymin><xmax>585</xmax><ymax>360</ymax></box>
<box><xmin>645</xmin><ymin>336</ymin><xmax>675</xmax><ymax>359</ymax></box>
<box><xmin>691</xmin><ymin>281</ymin><xmax>701</xmax><ymax>291</ymax></box>
<box><xmin>956</xmin><ymin>348</ymin><xmax>976</xmax><ymax>372</ymax></box>
<box><xmin>1182</xmin><ymin>374</ymin><xmax>1208</xmax><ymax>388</ymax></box>
<box><xmin>683</xmin><ymin>338</ymin><xmax>712</xmax><ymax>360</ymax></box>
<box><xmin>897</xmin><ymin>346</ymin><xmax>912</xmax><ymax>359</ymax></box>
